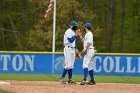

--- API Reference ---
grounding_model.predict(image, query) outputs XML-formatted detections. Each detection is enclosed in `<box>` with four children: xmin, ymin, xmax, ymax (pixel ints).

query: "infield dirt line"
<box><xmin>0</xmin><ymin>80</ymin><xmax>140</xmax><ymax>93</ymax></box>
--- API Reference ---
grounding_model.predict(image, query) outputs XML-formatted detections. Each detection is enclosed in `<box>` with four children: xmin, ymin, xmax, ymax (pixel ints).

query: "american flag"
<box><xmin>44</xmin><ymin>0</ymin><xmax>54</xmax><ymax>18</ymax></box>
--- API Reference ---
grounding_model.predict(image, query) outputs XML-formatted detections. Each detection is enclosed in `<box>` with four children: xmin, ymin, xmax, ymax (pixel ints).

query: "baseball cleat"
<box><xmin>68</xmin><ymin>80</ymin><xmax>76</xmax><ymax>84</ymax></box>
<box><xmin>88</xmin><ymin>80</ymin><xmax>96</xmax><ymax>85</ymax></box>
<box><xmin>80</xmin><ymin>80</ymin><xmax>89</xmax><ymax>85</ymax></box>
<box><xmin>59</xmin><ymin>79</ymin><xmax>66</xmax><ymax>84</ymax></box>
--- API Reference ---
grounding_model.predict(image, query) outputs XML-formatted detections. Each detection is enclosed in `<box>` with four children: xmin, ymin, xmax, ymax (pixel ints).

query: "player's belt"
<box><xmin>89</xmin><ymin>48</ymin><xmax>94</xmax><ymax>49</ymax></box>
<box><xmin>67</xmin><ymin>46</ymin><xmax>75</xmax><ymax>48</ymax></box>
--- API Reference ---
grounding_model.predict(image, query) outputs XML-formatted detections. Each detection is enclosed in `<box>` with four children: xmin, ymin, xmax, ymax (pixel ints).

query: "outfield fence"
<box><xmin>0</xmin><ymin>51</ymin><xmax>140</xmax><ymax>76</ymax></box>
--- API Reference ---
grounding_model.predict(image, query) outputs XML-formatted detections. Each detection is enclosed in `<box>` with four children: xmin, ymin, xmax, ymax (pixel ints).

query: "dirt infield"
<box><xmin>0</xmin><ymin>80</ymin><xmax>140</xmax><ymax>93</ymax></box>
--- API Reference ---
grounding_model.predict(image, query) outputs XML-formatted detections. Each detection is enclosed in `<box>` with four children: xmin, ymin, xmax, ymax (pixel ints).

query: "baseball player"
<box><xmin>77</xmin><ymin>23</ymin><xmax>96</xmax><ymax>85</ymax></box>
<box><xmin>60</xmin><ymin>21</ymin><xmax>78</xmax><ymax>84</ymax></box>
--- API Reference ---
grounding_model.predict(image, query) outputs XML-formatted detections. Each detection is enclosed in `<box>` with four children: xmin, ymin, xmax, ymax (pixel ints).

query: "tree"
<box><xmin>119</xmin><ymin>0</ymin><xmax>125</xmax><ymax>52</ymax></box>
<box><xmin>1</xmin><ymin>0</ymin><xmax>140</xmax><ymax>53</ymax></box>
<box><xmin>104</xmin><ymin>0</ymin><xmax>116</xmax><ymax>52</ymax></box>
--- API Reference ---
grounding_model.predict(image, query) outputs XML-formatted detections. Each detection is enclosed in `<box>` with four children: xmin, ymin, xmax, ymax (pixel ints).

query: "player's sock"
<box><xmin>68</xmin><ymin>69</ymin><xmax>72</xmax><ymax>80</ymax></box>
<box><xmin>89</xmin><ymin>69</ymin><xmax>94</xmax><ymax>80</ymax></box>
<box><xmin>61</xmin><ymin>68</ymin><xmax>68</xmax><ymax>79</ymax></box>
<box><xmin>84</xmin><ymin>68</ymin><xmax>88</xmax><ymax>80</ymax></box>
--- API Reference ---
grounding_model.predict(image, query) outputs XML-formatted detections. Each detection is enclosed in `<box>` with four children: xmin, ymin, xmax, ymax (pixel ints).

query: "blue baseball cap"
<box><xmin>70</xmin><ymin>21</ymin><xmax>77</xmax><ymax>26</ymax></box>
<box><xmin>84</xmin><ymin>23</ymin><xmax>92</xmax><ymax>28</ymax></box>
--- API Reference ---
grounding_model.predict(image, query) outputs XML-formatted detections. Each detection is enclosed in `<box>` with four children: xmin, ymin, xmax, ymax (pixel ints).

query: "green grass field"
<box><xmin>0</xmin><ymin>74</ymin><xmax>140</xmax><ymax>84</ymax></box>
<box><xmin>0</xmin><ymin>90</ymin><xmax>14</xmax><ymax>93</ymax></box>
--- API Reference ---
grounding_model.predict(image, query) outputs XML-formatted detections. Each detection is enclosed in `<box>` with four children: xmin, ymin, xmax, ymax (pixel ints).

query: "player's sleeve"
<box><xmin>66</xmin><ymin>29</ymin><xmax>77</xmax><ymax>43</ymax></box>
<box><xmin>68</xmin><ymin>35</ymin><xmax>77</xmax><ymax>43</ymax></box>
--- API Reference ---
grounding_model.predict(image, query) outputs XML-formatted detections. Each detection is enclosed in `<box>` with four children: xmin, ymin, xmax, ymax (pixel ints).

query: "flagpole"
<box><xmin>52</xmin><ymin>0</ymin><xmax>56</xmax><ymax>52</ymax></box>
<box><xmin>52</xmin><ymin>0</ymin><xmax>56</xmax><ymax>74</ymax></box>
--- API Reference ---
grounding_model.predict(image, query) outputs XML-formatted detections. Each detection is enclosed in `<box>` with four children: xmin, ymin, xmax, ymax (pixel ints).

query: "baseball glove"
<box><xmin>75</xmin><ymin>52</ymin><xmax>82</xmax><ymax>60</ymax></box>
<box><xmin>82</xmin><ymin>50</ymin><xmax>87</xmax><ymax>55</ymax></box>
